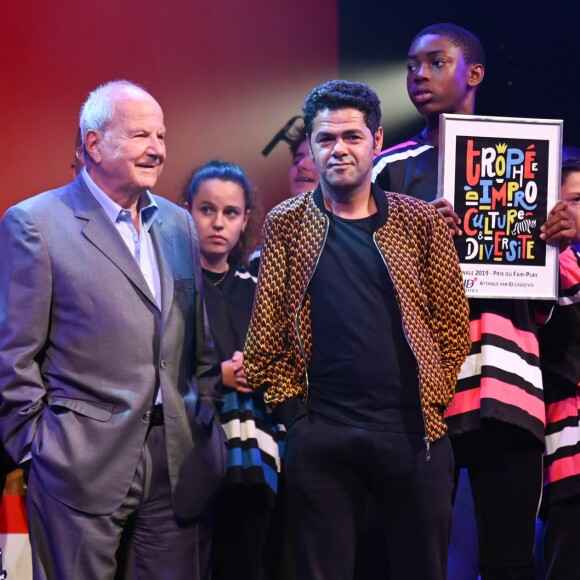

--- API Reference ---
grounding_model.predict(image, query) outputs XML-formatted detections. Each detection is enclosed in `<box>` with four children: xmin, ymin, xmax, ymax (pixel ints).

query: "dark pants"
<box><xmin>27</xmin><ymin>424</ymin><xmax>212</xmax><ymax>580</ymax></box>
<box><xmin>543</xmin><ymin>495</ymin><xmax>580</xmax><ymax>580</ymax></box>
<box><xmin>452</xmin><ymin>421</ymin><xmax>543</xmax><ymax>580</ymax></box>
<box><xmin>447</xmin><ymin>468</ymin><xmax>479</xmax><ymax>580</ymax></box>
<box><xmin>284</xmin><ymin>412</ymin><xmax>454</xmax><ymax>580</ymax></box>
<box><xmin>211</xmin><ymin>484</ymin><xmax>272</xmax><ymax>580</ymax></box>
<box><xmin>264</xmin><ymin>475</ymin><xmax>297</xmax><ymax>580</ymax></box>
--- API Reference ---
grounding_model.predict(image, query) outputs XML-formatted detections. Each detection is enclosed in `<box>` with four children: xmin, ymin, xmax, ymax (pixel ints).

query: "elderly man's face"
<box><xmin>88</xmin><ymin>93</ymin><xmax>166</xmax><ymax>199</ymax></box>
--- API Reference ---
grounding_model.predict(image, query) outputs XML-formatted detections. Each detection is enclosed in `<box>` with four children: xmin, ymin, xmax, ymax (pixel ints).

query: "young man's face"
<box><xmin>406</xmin><ymin>33</ymin><xmax>481</xmax><ymax>118</ymax></box>
<box><xmin>561</xmin><ymin>171</ymin><xmax>580</xmax><ymax>244</ymax></box>
<box><xmin>309</xmin><ymin>108</ymin><xmax>382</xmax><ymax>196</ymax></box>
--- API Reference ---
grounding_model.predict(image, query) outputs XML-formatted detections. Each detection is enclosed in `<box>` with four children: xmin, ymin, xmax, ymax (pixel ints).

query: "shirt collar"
<box><xmin>312</xmin><ymin>182</ymin><xmax>388</xmax><ymax>230</ymax></box>
<box><xmin>81</xmin><ymin>168</ymin><xmax>159</xmax><ymax>230</ymax></box>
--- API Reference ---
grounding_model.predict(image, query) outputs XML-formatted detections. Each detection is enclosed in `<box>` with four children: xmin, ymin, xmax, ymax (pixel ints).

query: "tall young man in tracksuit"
<box><xmin>372</xmin><ymin>24</ymin><xmax>576</xmax><ymax>579</ymax></box>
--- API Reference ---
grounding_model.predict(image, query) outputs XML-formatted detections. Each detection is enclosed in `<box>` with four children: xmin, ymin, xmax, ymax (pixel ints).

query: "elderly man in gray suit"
<box><xmin>0</xmin><ymin>80</ymin><xmax>226</xmax><ymax>580</ymax></box>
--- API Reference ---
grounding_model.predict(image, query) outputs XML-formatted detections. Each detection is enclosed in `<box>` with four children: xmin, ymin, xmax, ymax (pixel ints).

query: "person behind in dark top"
<box><xmin>244</xmin><ymin>79</ymin><xmax>471</xmax><ymax>580</ymax></box>
<box><xmin>539</xmin><ymin>158</ymin><xmax>580</xmax><ymax>580</ymax></box>
<box><xmin>249</xmin><ymin>122</ymin><xmax>320</xmax><ymax>277</ymax></box>
<box><xmin>184</xmin><ymin>160</ymin><xmax>282</xmax><ymax>580</ymax></box>
<box><xmin>288</xmin><ymin>124</ymin><xmax>320</xmax><ymax>197</ymax></box>
<box><xmin>372</xmin><ymin>23</ymin><xmax>576</xmax><ymax>579</ymax></box>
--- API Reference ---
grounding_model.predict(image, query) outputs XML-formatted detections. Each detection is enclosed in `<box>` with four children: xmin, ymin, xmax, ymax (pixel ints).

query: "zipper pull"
<box><xmin>424</xmin><ymin>436</ymin><xmax>431</xmax><ymax>462</ymax></box>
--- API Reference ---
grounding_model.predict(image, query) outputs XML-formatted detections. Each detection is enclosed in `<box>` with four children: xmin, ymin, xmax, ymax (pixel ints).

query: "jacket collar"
<box><xmin>68</xmin><ymin>174</ymin><xmax>166</xmax><ymax>314</ymax></box>
<box><xmin>311</xmin><ymin>182</ymin><xmax>389</xmax><ymax>230</ymax></box>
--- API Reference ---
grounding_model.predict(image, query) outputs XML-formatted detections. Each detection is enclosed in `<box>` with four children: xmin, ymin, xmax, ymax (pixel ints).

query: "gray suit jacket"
<box><xmin>0</xmin><ymin>175</ymin><xmax>226</xmax><ymax>517</ymax></box>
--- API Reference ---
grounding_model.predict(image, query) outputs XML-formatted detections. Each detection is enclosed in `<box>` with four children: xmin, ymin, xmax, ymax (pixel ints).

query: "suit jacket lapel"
<box><xmin>150</xmin><ymin>216</ymin><xmax>175</xmax><ymax>323</ymax></box>
<box><xmin>70</xmin><ymin>176</ymin><xmax>160</xmax><ymax>310</ymax></box>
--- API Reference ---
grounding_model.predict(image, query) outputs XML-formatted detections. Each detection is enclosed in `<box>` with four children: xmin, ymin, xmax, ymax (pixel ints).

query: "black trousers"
<box><xmin>284</xmin><ymin>412</ymin><xmax>454</xmax><ymax>580</ymax></box>
<box><xmin>211</xmin><ymin>484</ymin><xmax>272</xmax><ymax>580</ymax></box>
<box><xmin>543</xmin><ymin>495</ymin><xmax>580</xmax><ymax>580</ymax></box>
<box><xmin>452</xmin><ymin>421</ymin><xmax>543</xmax><ymax>580</ymax></box>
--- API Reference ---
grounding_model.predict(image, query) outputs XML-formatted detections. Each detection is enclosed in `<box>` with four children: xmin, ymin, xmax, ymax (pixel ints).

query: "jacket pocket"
<box><xmin>47</xmin><ymin>396</ymin><xmax>113</xmax><ymax>422</ymax></box>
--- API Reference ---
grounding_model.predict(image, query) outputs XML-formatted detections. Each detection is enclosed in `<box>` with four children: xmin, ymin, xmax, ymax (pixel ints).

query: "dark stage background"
<box><xmin>1</xmin><ymin>0</ymin><xmax>577</xmax><ymax>216</ymax></box>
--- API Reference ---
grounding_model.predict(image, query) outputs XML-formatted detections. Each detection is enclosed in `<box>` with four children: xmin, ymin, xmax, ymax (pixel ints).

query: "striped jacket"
<box><xmin>243</xmin><ymin>184</ymin><xmax>471</xmax><ymax>444</ymax></box>
<box><xmin>445</xmin><ymin>299</ymin><xmax>547</xmax><ymax>441</ymax></box>
<box><xmin>202</xmin><ymin>266</ymin><xmax>282</xmax><ymax>496</ymax></box>
<box><xmin>540</xmin><ymin>246</ymin><xmax>580</xmax><ymax>504</ymax></box>
<box><xmin>372</xmin><ymin>134</ymin><xmax>438</xmax><ymax>203</ymax></box>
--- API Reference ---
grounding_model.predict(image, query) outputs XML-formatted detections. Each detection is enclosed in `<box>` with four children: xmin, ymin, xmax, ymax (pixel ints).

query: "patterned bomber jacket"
<box><xmin>243</xmin><ymin>184</ymin><xmax>471</xmax><ymax>443</ymax></box>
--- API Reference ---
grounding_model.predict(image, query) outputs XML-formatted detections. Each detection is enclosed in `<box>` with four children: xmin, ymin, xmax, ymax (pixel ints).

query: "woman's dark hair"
<box><xmin>181</xmin><ymin>160</ymin><xmax>261</xmax><ymax>267</ymax></box>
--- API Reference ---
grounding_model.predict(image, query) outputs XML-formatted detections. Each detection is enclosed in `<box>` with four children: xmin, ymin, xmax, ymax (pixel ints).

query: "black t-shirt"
<box><xmin>202</xmin><ymin>268</ymin><xmax>255</xmax><ymax>363</ymax></box>
<box><xmin>307</xmin><ymin>211</ymin><xmax>423</xmax><ymax>432</ymax></box>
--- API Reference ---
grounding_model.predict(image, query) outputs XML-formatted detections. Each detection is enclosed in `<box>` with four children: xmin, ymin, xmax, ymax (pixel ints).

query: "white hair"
<box><xmin>78</xmin><ymin>80</ymin><xmax>150</xmax><ymax>145</ymax></box>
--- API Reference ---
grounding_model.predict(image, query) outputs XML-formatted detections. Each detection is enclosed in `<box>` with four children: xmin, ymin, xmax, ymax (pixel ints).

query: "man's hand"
<box><xmin>431</xmin><ymin>198</ymin><xmax>462</xmax><ymax>236</ymax></box>
<box><xmin>221</xmin><ymin>351</ymin><xmax>253</xmax><ymax>393</ymax></box>
<box><xmin>540</xmin><ymin>201</ymin><xmax>577</xmax><ymax>252</ymax></box>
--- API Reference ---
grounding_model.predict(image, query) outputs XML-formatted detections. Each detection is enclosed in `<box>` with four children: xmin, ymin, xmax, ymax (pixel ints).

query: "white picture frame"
<box><xmin>439</xmin><ymin>114</ymin><xmax>563</xmax><ymax>300</ymax></box>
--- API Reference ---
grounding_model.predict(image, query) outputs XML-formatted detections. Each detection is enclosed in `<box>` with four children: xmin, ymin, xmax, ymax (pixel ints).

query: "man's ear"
<box><xmin>468</xmin><ymin>64</ymin><xmax>485</xmax><ymax>88</ymax></box>
<box><xmin>84</xmin><ymin>130</ymin><xmax>102</xmax><ymax>164</ymax></box>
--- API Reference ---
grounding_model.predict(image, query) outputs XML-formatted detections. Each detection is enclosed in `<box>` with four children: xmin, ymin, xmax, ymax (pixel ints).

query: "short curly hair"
<box><xmin>412</xmin><ymin>23</ymin><xmax>485</xmax><ymax>67</ymax></box>
<box><xmin>302</xmin><ymin>80</ymin><xmax>382</xmax><ymax>137</ymax></box>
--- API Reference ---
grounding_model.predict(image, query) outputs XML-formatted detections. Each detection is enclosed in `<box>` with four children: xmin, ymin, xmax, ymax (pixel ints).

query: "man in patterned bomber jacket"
<box><xmin>243</xmin><ymin>80</ymin><xmax>471</xmax><ymax>580</ymax></box>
